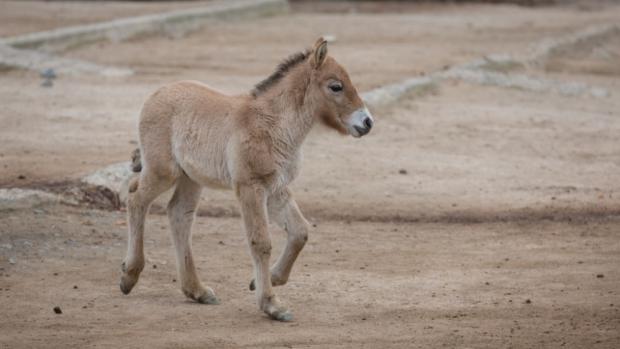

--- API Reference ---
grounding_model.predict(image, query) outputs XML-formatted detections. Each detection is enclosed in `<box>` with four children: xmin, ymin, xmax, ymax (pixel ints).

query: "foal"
<box><xmin>120</xmin><ymin>38</ymin><xmax>374</xmax><ymax>321</ymax></box>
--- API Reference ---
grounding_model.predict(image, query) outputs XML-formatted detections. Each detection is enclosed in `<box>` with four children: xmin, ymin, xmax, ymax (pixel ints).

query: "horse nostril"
<box><xmin>364</xmin><ymin>117</ymin><xmax>373</xmax><ymax>130</ymax></box>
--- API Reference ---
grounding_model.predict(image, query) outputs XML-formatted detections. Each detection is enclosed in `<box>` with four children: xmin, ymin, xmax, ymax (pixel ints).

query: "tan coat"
<box><xmin>120</xmin><ymin>38</ymin><xmax>374</xmax><ymax>321</ymax></box>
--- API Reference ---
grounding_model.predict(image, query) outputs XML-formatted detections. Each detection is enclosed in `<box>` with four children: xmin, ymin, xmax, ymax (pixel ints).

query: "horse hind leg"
<box><xmin>168</xmin><ymin>174</ymin><xmax>219</xmax><ymax>304</ymax></box>
<box><xmin>120</xmin><ymin>167</ymin><xmax>175</xmax><ymax>295</ymax></box>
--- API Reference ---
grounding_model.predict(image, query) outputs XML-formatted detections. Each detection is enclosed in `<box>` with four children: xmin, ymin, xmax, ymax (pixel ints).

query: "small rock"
<box><xmin>398</xmin><ymin>169</ymin><xmax>408</xmax><ymax>175</ymax></box>
<box><xmin>8</xmin><ymin>257</ymin><xmax>16</xmax><ymax>265</ymax></box>
<box><xmin>17</xmin><ymin>175</ymin><xmax>26</xmax><ymax>180</ymax></box>
<box><xmin>597</xmin><ymin>274</ymin><xmax>604</xmax><ymax>278</ymax></box>
<box><xmin>218</xmin><ymin>241</ymin><xmax>225</xmax><ymax>245</ymax></box>
<box><xmin>73</xmin><ymin>285</ymin><xmax>78</xmax><ymax>289</ymax></box>
<box><xmin>525</xmin><ymin>299</ymin><xmax>532</xmax><ymax>304</ymax></box>
<box><xmin>152</xmin><ymin>264</ymin><xmax>157</xmax><ymax>269</ymax></box>
<box><xmin>40</xmin><ymin>68</ymin><xmax>57</xmax><ymax>80</ymax></box>
<box><xmin>53</xmin><ymin>306</ymin><xmax>62</xmax><ymax>314</ymax></box>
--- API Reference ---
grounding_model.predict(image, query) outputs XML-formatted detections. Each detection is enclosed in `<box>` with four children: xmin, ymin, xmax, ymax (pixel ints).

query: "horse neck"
<box><xmin>256</xmin><ymin>69</ymin><xmax>317</xmax><ymax>155</ymax></box>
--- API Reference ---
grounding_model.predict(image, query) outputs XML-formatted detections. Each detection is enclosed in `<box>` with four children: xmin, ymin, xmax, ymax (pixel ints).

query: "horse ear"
<box><xmin>311</xmin><ymin>37</ymin><xmax>328</xmax><ymax>69</ymax></box>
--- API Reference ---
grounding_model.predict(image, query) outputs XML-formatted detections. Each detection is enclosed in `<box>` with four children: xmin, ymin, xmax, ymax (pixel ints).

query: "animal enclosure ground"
<box><xmin>1</xmin><ymin>207</ymin><xmax>619</xmax><ymax>348</ymax></box>
<box><xmin>1</xmin><ymin>1</ymin><xmax>620</xmax><ymax>348</ymax></box>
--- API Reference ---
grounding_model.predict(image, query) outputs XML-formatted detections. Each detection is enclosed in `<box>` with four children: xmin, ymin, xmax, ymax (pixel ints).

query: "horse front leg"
<box><xmin>237</xmin><ymin>184</ymin><xmax>293</xmax><ymax>322</ymax></box>
<box><xmin>250</xmin><ymin>188</ymin><xmax>309</xmax><ymax>290</ymax></box>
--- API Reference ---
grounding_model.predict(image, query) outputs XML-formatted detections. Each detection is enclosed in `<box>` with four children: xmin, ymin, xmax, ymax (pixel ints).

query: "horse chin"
<box><xmin>347</xmin><ymin>126</ymin><xmax>362</xmax><ymax>138</ymax></box>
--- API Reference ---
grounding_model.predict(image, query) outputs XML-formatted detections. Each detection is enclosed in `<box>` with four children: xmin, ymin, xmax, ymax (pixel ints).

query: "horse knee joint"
<box><xmin>251</xmin><ymin>238</ymin><xmax>272</xmax><ymax>255</ymax></box>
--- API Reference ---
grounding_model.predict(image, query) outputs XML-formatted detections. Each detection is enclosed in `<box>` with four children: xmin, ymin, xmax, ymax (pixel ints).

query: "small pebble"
<box><xmin>597</xmin><ymin>274</ymin><xmax>604</xmax><ymax>278</ymax></box>
<box><xmin>17</xmin><ymin>175</ymin><xmax>26</xmax><ymax>180</ymax></box>
<box><xmin>398</xmin><ymin>169</ymin><xmax>408</xmax><ymax>175</ymax></box>
<box><xmin>40</xmin><ymin>68</ymin><xmax>57</xmax><ymax>79</ymax></box>
<box><xmin>73</xmin><ymin>285</ymin><xmax>78</xmax><ymax>289</ymax></box>
<box><xmin>525</xmin><ymin>299</ymin><xmax>532</xmax><ymax>304</ymax></box>
<box><xmin>53</xmin><ymin>306</ymin><xmax>62</xmax><ymax>314</ymax></box>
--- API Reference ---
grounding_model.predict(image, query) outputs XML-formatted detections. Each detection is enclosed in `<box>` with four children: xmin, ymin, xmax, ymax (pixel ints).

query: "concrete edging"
<box><xmin>0</xmin><ymin>0</ymin><xmax>288</xmax><ymax>52</ymax></box>
<box><xmin>529</xmin><ymin>23</ymin><xmax>620</xmax><ymax>64</ymax></box>
<box><xmin>0</xmin><ymin>43</ymin><xmax>133</xmax><ymax>77</ymax></box>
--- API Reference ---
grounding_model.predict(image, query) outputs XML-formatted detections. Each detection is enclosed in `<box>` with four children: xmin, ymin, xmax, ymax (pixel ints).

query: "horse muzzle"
<box><xmin>346</xmin><ymin>107</ymin><xmax>374</xmax><ymax>138</ymax></box>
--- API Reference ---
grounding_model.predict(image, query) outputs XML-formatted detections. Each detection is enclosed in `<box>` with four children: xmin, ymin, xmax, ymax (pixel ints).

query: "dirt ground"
<box><xmin>1</xmin><ymin>207</ymin><xmax>619</xmax><ymax>348</ymax></box>
<box><xmin>1</xmin><ymin>1</ymin><xmax>619</xmax><ymax>348</ymax></box>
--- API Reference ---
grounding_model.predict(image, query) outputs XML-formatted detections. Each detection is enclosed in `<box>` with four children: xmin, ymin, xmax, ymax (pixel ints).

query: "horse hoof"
<box><xmin>120</xmin><ymin>261</ymin><xmax>143</xmax><ymax>295</ymax></box>
<box><xmin>119</xmin><ymin>276</ymin><xmax>137</xmax><ymax>295</ymax></box>
<box><xmin>263</xmin><ymin>299</ymin><xmax>293</xmax><ymax>322</ymax></box>
<box><xmin>197</xmin><ymin>293</ymin><xmax>220</xmax><ymax>305</ymax></box>
<box><xmin>185</xmin><ymin>287</ymin><xmax>220</xmax><ymax>305</ymax></box>
<box><xmin>271</xmin><ymin>309</ymin><xmax>293</xmax><ymax>322</ymax></box>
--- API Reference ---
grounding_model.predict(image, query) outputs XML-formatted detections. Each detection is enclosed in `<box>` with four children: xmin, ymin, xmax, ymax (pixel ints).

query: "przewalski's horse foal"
<box><xmin>120</xmin><ymin>38</ymin><xmax>374</xmax><ymax>321</ymax></box>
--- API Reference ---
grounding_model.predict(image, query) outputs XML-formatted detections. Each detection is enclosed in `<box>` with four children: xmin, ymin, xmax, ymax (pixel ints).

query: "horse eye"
<box><xmin>329</xmin><ymin>83</ymin><xmax>343</xmax><ymax>93</ymax></box>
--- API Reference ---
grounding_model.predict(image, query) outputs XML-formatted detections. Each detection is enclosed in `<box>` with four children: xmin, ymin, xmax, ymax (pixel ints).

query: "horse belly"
<box><xmin>176</xmin><ymin>149</ymin><xmax>232</xmax><ymax>190</ymax></box>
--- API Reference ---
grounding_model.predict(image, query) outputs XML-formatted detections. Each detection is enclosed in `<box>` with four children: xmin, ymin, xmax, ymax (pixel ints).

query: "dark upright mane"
<box><xmin>251</xmin><ymin>49</ymin><xmax>311</xmax><ymax>97</ymax></box>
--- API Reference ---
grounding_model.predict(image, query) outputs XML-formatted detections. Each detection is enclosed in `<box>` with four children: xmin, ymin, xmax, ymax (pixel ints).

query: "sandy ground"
<box><xmin>1</xmin><ymin>1</ymin><xmax>620</xmax><ymax>348</ymax></box>
<box><xmin>1</xmin><ymin>207</ymin><xmax>619</xmax><ymax>348</ymax></box>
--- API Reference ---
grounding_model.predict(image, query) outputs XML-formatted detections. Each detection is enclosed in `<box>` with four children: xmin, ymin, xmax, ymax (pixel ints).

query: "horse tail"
<box><xmin>130</xmin><ymin>148</ymin><xmax>142</xmax><ymax>173</ymax></box>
